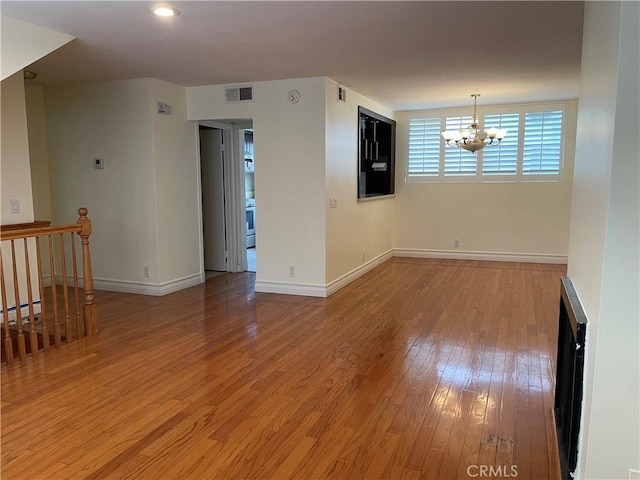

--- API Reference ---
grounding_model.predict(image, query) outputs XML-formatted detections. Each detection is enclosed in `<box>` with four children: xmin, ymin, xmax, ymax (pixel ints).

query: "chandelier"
<box><xmin>441</xmin><ymin>94</ymin><xmax>507</xmax><ymax>153</ymax></box>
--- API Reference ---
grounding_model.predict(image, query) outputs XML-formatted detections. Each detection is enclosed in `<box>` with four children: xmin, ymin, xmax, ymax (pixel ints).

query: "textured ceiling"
<box><xmin>1</xmin><ymin>1</ymin><xmax>584</xmax><ymax>110</ymax></box>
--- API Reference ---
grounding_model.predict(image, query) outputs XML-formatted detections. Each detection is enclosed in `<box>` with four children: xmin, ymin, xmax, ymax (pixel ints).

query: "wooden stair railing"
<box><xmin>0</xmin><ymin>208</ymin><xmax>97</xmax><ymax>366</ymax></box>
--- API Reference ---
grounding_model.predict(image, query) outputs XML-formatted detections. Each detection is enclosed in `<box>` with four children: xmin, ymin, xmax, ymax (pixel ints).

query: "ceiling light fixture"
<box><xmin>23</xmin><ymin>70</ymin><xmax>38</xmax><ymax>86</ymax></box>
<box><xmin>151</xmin><ymin>6</ymin><xmax>180</xmax><ymax>17</ymax></box>
<box><xmin>441</xmin><ymin>94</ymin><xmax>507</xmax><ymax>153</ymax></box>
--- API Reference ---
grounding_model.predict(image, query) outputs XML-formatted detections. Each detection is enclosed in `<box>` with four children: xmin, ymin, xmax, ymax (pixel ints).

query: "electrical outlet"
<box><xmin>454</xmin><ymin>239</ymin><xmax>460</xmax><ymax>248</ymax></box>
<box><xmin>143</xmin><ymin>266</ymin><xmax>151</xmax><ymax>278</ymax></box>
<box><xmin>288</xmin><ymin>266</ymin><xmax>296</xmax><ymax>277</ymax></box>
<box><xmin>329</xmin><ymin>197</ymin><xmax>337</xmax><ymax>208</ymax></box>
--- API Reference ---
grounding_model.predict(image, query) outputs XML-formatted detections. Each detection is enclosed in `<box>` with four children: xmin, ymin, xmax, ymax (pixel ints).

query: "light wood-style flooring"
<box><xmin>1</xmin><ymin>258</ymin><xmax>565</xmax><ymax>479</ymax></box>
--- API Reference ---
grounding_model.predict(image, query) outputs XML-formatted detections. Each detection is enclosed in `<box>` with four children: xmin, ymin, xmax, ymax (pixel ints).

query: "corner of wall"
<box><xmin>1</xmin><ymin>71</ymin><xmax>35</xmax><ymax>224</ymax></box>
<box><xmin>25</xmin><ymin>84</ymin><xmax>53</xmax><ymax>221</ymax></box>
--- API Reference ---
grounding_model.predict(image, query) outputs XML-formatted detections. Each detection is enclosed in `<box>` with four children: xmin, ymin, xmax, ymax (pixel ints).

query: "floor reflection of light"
<box><xmin>246</xmin><ymin>323</ymin><xmax>258</xmax><ymax>340</ymax></box>
<box><xmin>403</xmin><ymin>337</ymin><xmax>552</xmax><ymax>410</ymax></box>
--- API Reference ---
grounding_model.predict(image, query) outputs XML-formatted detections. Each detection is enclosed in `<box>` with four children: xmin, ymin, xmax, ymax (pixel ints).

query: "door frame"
<box><xmin>198</xmin><ymin>120</ymin><xmax>249</xmax><ymax>273</ymax></box>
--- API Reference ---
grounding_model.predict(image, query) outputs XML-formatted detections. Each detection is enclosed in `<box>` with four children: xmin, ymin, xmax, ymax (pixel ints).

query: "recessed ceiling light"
<box><xmin>151</xmin><ymin>6</ymin><xmax>180</xmax><ymax>17</ymax></box>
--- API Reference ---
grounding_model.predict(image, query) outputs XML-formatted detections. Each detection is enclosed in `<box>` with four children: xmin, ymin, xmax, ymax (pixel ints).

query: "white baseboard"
<box><xmin>326</xmin><ymin>249</ymin><xmax>394</xmax><ymax>296</ymax></box>
<box><xmin>93</xmin><ymin>273</ymin><xmax>203</xmax><ymax>296</ymax></box>
<box><xmin>45</xmin><ymin>274</ymin><xmax>83</xmax><ymax>288</ymax></box>
<box><xmin>41</xmin><ymin>272</ymin><xmax>204</xmax><ymax>296</ymax></box>
<box><xmin>254</xmin><ymin>280</ymin><xmax>327</xmax><ymax>298</ymax></box>
<box><xmin>255</xmin><ymin>249</ymin><xmax>394</xmax><ymax>298</ymax></box>
<box><xmin>35</xmin><ymin>248</ymin><xmax>564</xmax><ymax>301</ymax></box>
<box><xmin>0</xmin><ymin>301</ymin><xmax>42</xmax><ymax>322</ymax></box>
<box><xmin>393</xmin><ymin>248</ymin><xmax>568</xmax><ymax>264</ymax></box>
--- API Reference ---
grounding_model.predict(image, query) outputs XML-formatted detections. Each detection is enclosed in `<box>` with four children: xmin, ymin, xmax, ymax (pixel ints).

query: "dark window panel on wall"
<box><xmin>358</xmin><ymin>106</ymin><xmax>396</xmax><ymax>198</ymax></box>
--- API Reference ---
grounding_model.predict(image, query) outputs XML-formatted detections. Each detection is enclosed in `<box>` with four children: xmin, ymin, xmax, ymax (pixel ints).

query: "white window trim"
<box><xmin>404</xmin><ymin>101</ymin><xmax>568</xmax><ymax>184</ymax></box>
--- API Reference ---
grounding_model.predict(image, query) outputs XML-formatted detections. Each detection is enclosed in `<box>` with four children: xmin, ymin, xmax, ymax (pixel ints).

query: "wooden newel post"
<box><xmin>77</xmin><ymin>208</ymin><xmax>98</xmax><ymax>335</ymax></box>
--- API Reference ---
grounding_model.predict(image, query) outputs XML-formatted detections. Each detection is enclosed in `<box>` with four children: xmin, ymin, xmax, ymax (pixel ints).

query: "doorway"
<box><xmin>198</xmin><ymin>120</ymin><xmax>255</xmax><ymax>276</ymax></box>
<box><xmin>199</xmin><ymin>126</ymin><xmax>227</xmax><ymax>274</ymax></box>
<box><xmin>243</xmin><ymin>128</ymin><xmax>256</xmax><ymax>272</ymax></box>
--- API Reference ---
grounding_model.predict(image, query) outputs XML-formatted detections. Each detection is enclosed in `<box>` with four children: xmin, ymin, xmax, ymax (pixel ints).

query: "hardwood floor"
<box><xmin>1</xmin><ymin>258</ymin><xmax>565</xmax><ymax>479</ymax></box>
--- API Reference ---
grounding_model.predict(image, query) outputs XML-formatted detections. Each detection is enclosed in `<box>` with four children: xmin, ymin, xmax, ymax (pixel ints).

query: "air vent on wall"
<box><xmin>225</xmin><ymin>85</ymin><xmax>254</xmax><ymax>103</ymax></box>
<box><xmin>337</xmin><ymin>85</ymin><xmax>347</xmax><ymax>102</ymax></box>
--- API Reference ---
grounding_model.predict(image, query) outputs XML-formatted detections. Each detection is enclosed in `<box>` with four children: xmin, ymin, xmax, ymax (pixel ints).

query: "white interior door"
<box><xmin>200</xmin><ymin>128</ymin><xmax>227</xmax><ymax>271</ymax></box>
<box><xmin>198</xmin><ymin>119</ymin><xmax>251</xmax><ymax>274</ymax></box>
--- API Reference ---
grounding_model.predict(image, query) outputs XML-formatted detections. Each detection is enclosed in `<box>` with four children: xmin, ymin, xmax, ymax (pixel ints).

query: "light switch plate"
<box><xmin>9</xmin><ymin>199</ymin><xmax>20</xmax><ymax>214</ymax></box>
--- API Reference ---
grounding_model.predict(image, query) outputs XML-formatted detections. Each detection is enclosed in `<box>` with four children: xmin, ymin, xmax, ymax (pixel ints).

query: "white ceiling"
<box><xmin>1</xmin><ymin>1</ymin><xmax>584</xmax><ymax>110</ymax></box>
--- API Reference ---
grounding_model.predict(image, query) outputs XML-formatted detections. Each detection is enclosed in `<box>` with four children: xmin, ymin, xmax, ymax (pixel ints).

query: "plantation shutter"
<box><xmin>523</xmin><ymin>110</ymin><xmax>563</xmax><ymax>175</ymax></box>
<box><xmin>408</xmin><ymin>118</ymin><xmax>441</xmax><ymax>177</ymax></box>
<box><xmin>482</xmin><ymin>113</ymin><xmax>519</xmax><ymax>176</ymax></box>
<box><xmin>444</xmin><ymin>116</ymin><xmax>476</xmax><ymax>176</ymax></box>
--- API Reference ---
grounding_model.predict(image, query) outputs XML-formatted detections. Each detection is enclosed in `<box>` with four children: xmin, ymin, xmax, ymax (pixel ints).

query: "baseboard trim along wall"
<box><xmin>255</xmin><ymin>249</ymin><xmax>394</xmax><ymax>298</ymax></box>
<box><xmin>43</xmin><ymin>273</ymin><xmax>204</xmax><ymax>297</ymax></box>
<box><xmin>38</xmin><ymin>249</ymin><xmax>565</xmax><ymax>299</ymax></box>
<box><xmin>42</xmin><ymin>272</ymin><xmax>204</xmax><ymax>296</ymax></box>
<box><xmin>393</xmin><ymin>248</ymin><xmax>568</xmax><ymax>264</ymax></box>
<box><xmin>0</xmin><ymin>301</ymin><xmax>42</xmax><ymax>322</ymax></box>
<box><xmin>326</xmin><ymin>249</ymin><xmax>394</xmax><ymax>296</ymax></box>
<box><xmin>254</xmin><ymin>280</ymin><xmax>328</xmax><ymax>297</ymax></box>
<box><xmin>93</xmin><ymin>273</ymin><xmax>203</xmax><ymax>296</ymax></box>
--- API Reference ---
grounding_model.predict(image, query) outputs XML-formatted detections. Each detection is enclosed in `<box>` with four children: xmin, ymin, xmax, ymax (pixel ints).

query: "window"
<box><xmin>444</xmin><ymin>116</ymin><xmax>475</xmax><ymax>177</ymax></box>
<box><xmin>408</xmin><ymin>118</ymin><xmax>440</xmax><ymax>178</ymax></box>
<box><xmin>523</xmin><ymin>110</ymin><xmax>563</xmax><ymax>175</ymax></box>
<box><xmin>406</xmin><ymin>103</ymin><xmax>566</xmax><ymax>183</ymax></box>
<box><xmin>482</xmin><ymin>113</ymin><xmax>519</xmax><ymax>176</ymax></box>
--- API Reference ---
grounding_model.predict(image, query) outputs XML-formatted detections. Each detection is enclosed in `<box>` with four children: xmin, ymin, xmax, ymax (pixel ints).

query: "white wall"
<box><xmin>0</xmin><ymin>16</ymin><xmax>72</xmax><ymax>314</ymax></box>
<box><xmin>0</xmin><ymin>16</ymin><xmax>73</xmax><ymax>81</ymax></box>
<box><xmin>188</xmin><ymin>77</ymin><xmax>328</xmax><ymax>291</ymax></box>
<box><xmin>568</xmin><ymin>2</ymin><xmax>640</xmax><ymax>478</ymax></box>
<box><xmin>45</xmin><ymin>79</ymin><xmax>160</xmax><ymax>287</ymax></box>
<box><xmin>393</xmin><ymin>101</ymin><xmax>577</xmax><ymax>262</ymax></box>
<box><xmin>25</xmin><ymin>83</ymin><xmax>53</xmax><ymax>281</ymax></box>
<box><xmin>0</xmin><ymin>72</ymin><xmax>40</xmax><ymax>317</ymax></box>
<box><xmin>42</xmin><ymin>78</ymin><xmax>202</xmax><ymax>294</ymax></box>
<box><xmin>151</xmin><ymin>79</ymin><xmax>200</xmax><ymax>285</ymax></box>
<box><xmin>324</xmin><ymin>78</ymin><xmax>394</xmax><ymax>284</ymax></box>
<box><xmin>1</xmin><ymin>71</ymin><xmax>34</xmax><ymax>224</ymax></box>
<box><xmin>25</xmin><ymin>84</ymin><xmax>52</xmax><ymax>222</ymax></box>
